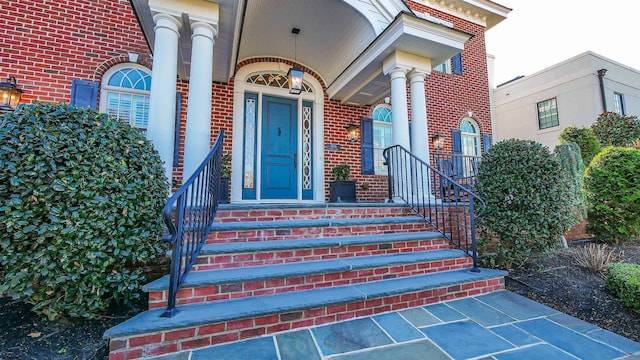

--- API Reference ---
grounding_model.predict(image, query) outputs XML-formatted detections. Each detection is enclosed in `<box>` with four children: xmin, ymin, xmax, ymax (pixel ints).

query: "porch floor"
<box><xmin>151</xmin><ymin>290</ymin><xmax>640</xmax><ymax>359</ymax></box>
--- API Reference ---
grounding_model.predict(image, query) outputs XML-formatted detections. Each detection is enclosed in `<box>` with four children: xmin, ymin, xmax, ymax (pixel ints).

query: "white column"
<box><xmin>183</xmin><ymin>21</ymin><xmax>217</xmax><ymax>182</ymax></box>
<box><xmin>389</xmin><ymin>67</ymin><xmax>410</xmax><ymax>149</ymax></box>
<box><xmin>409</xmin><ymin>70</ymin><xmax>433</xmax><ymax>200</ymax></box>
<box><xmin>409</xmin><ymin>71</ymin><xmax>429</xmax><ymax>163</ymax></box>
<box><xmin>146</xmin><ymin>13</ymin><xmax>182</xmax><ymax>184</ymax></box>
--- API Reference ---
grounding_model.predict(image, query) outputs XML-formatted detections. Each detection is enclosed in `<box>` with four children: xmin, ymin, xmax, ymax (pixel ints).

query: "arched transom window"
<box><xmin>460</xmin><ymin>118</ymin><xmax>480</xmax><ymax>157</ymax></box>
<box><xmin>372</xmin><ymin>105</ymin><xmax>392</xmax><ymax>174</ymax></box>
<box><xmin>100</xmin><ymin>64</ymin><xmax>151</xmax><ymax>129</ymax></box>
<box><xmin>246</xmin><ymin>72</ymin><xmax>313</xmax><ymax>93</ymax></box>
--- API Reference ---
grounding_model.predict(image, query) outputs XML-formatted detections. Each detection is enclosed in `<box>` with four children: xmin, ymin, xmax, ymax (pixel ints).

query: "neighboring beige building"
<box><xmin>493</xmin><ymin>51</ymin><xmax>640</xmax><ymax>149</ymax></box>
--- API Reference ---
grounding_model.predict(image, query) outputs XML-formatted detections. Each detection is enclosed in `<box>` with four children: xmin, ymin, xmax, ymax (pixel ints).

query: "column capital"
<box><xmin>408</xmin><ymin>70</ymin><xmax>427</xmax><ymax>84</ymax></box>
<box><xmin>388</xmin><ymin>66</ymin><xmax>409</xmax><ymax>81</ymax></box>
<box><xmin>191</xmin><ymin>21</ymin><xmax>218</xmax><ymax>41</ymax></box>
<box><xmin>152</xmin><ymin>13</ymin><xmax>182</xmax><ymax>34</ymax></box>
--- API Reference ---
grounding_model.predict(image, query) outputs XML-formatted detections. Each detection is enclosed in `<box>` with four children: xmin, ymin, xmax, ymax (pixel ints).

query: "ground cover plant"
<box><xmin>0</xmin><ymin>102</ymin><xmax>169</xmax><ymax>320</ymax></box>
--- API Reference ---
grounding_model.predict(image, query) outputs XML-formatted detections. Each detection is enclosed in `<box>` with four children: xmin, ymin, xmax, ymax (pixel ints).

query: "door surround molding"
<box><xmin>231</xmin><ymin>61</ymin><xmax>325</xmax><ymax>202</ymax></box>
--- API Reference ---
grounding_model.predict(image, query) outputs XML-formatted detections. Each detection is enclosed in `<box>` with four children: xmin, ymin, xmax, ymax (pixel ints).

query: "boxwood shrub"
<box><xmin>584</xmin><ymin>147</ymin><xmax>640</xmax><ymax>244</ymax></box>
<box><xmin>475</xmin><ymin>139</ymin><xmax>574</xmax><ymax>268</ymax></box>
<box><xmin>591</xmin><ymin>112</ymin><xmax>640</xmax><ymax>148</ymax></box>
<box><xmin>606</xmin><ymin>263</ymin><xmax>640</xmax><ymax>312</ymax></box>
<box><xmin>0</xmin><ymin>102</ymin><xmax>169</xmax><ymax>319</ymax></box>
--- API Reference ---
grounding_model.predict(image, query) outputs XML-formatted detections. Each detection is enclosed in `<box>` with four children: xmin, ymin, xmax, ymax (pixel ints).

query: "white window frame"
<box><xmin>614</xmin><ymin>92</ymin><xmax>626</xmax><ymax>115</ymax></box>
<box><xmin>434</xmin><ymin>59</ymin><xmax>452</xmax><ymax>74</ymax></box>
<box><xmin>99</xmin><ymin>63</ymin><xmax>152</xmax><ymax>130</ymax></box>
<box><xmin>372</xmin><ymin>104</ymin><xmax>392</xmax><ymax>175</ymax></box>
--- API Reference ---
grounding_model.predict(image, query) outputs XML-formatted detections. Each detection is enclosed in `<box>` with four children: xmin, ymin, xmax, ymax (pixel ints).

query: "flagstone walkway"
<box><xmin>153</xmin><ymin>290</ymin><xmax>640</xmax><ymax>360</ymax></box>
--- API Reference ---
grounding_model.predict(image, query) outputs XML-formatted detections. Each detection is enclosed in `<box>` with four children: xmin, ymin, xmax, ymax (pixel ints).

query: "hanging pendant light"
<box><xmin>287</xmin><ymin>28</ymin><xmax>304</xmax><ymax>95</ymax></box>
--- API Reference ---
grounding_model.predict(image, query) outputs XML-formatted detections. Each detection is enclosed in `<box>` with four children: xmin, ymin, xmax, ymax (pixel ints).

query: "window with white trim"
<box><xmin>100</xmin><ymin>63</ymin><xmax>151</xmax><ymax>130</ymax></box>
<box><xmin>434</xmin><ymin>59</ymin><xmax>452</xmax><ymax>74</ymax></box>
<box><xmin>537</xmin><ymin>98</ymin><xmax>559</xmax><ymax>130</ymax></box>
<box><xmin>372</xmin><ymin>105</ymin><xmax>392</xmax><ymax>175</ymax></box>
<box><xmin>614</xmin><ymin>92</ymin><xmax>626</xmax><ymax>115</ymax></box>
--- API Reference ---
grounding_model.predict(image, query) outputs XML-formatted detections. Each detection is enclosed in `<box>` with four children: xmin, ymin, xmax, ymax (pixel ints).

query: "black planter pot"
<box><xmin>219</xmin><ymin>177</ymin><xmax>230</xmax><ymax>204</ymax></box>
<box><xmin>329</xmin><ymin>181</ymin><xmax>356</xmax><ymax>203</ymax></box>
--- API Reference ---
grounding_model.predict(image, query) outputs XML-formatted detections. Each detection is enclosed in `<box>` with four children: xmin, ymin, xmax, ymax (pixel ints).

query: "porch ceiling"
<box><xmin>327</xmin><ymin>12</ymin><xmax>474</xmax><ymax>106</ymax></box>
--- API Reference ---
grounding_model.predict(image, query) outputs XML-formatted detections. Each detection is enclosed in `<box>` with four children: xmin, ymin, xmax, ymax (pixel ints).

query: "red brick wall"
<box><xmin>0</xmin><ymin>0</ymin><xmax>151</xmax><ymax>103</ymax></box>
<box><xmin>2</xmin><ymin>0</ymin><xmax>492</xmax><ymax>203</ymax></box>
<box><xmin>408</xmin><ymin>0</ymin><xmax>493</xmax><ymax>154</ymax></box>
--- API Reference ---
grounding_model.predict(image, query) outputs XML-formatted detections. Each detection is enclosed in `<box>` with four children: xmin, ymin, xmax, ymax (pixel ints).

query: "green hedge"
<box><xmin>606</xmin><ymin>263</ymin><xmax>640</xmax><ymax>311</ymax></box>
<box><xmin>0</xmin><ymin>102</ymin><xmax>169</xmax><ymax>319</ymax></box>
<box><xmin>584</xmin><ymin>147</ymin><xmax>640</xmax><ymax>244</ymax></box>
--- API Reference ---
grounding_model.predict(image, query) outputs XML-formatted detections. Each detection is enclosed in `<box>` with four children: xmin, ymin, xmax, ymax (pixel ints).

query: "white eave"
<box><xmin>326</xmin><ymin>12</ymin><xmax>473</xmax><ymax>106</ymax></box>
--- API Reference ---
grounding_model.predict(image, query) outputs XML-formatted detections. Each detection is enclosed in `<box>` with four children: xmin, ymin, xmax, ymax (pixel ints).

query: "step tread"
<box><xmin>198</xmin><ymin>231</ymin><xmax>444</xmax><ymax>255</ymax></box>
<box><xmin>104</xmin><ymin>268</ymin><xmax>506</xmax><ymax>339</ymax></box>
<box><xmin>211</xmin><ymin>216</ymin><xmax>428</xmax><ymax>231</ymax></box>
<box><xmin>144</xmin><ymin>249</ymin><xmax>466</xmax><ymax>291</ymax></box>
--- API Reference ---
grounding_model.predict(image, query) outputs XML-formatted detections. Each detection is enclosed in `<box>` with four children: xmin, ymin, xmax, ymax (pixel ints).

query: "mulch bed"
<box><xmin>505</xmin><ymin>239</ymin><xmax>640</xmax><ymax>343</ymax></box>
<box><xmin>1</xmin><ymin>240</ymin><xmax>638</xmax><ymax>359</ymax></box>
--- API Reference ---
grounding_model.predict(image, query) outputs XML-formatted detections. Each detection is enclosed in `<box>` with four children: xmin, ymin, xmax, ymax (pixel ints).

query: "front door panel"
<box><xmin>261</xmin><ymin>96</ymin><xmax>297</xmax><ymax>199</ymax></box>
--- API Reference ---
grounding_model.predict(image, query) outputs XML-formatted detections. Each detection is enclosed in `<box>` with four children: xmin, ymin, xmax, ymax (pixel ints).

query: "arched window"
<box><xmin>372</xmin><ymin>105</ymin><xmax>392</xmax><ymax>174</ymax></box>
<box><xmin>460</xmin><ymin>118</ymin><xmax>481</xmax><ymax>157</ymax></box>
<box><xmin>100</xmin><ymin>64</ymin><xmax>152</xmax><ymax>130</ymax></box>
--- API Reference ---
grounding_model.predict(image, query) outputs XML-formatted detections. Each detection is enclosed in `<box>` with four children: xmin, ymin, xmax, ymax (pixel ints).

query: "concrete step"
<box><xmin>105</xmin><ymin>268</ymin><xmax>506</xmax><ymax>359</ymax></box>
<box><xmin>145</xmin><ymin>250</ymin><xmax>472</xmax><ymax>309</ymax></box>
<box><xmin>190</xmin><ymin>231</ymin><xmax>451</xmax><ymax>271</ymax></box>
<box><xmin>207</xmin><ymin>216</ymin><xmax>433</xmax><ymax>243</ymax></box>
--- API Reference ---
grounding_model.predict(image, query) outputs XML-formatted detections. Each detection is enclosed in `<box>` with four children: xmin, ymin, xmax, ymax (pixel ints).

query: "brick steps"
<box><xmin>105</xmin><ymin>268</ymin><xmax>506</xmax><ymax>359</ymax></box>
<box><xmin>190</xmin><ymin>231</ymin><xmax>451</xmax><ymax>271</ymax></box>
<box><xmin>214</xmin><ymin>203</ymin><xmax>416</xmax><ymax>223</ymax></box>
<box><xmin>105</xmin><ymin>203</ymin><xmax>503</xmax><ymax>359</ymax></box>
<box><xmin>145</xmin><ymin>250</ymin><xmax>472</xmax><ymax>309</ymax></box>
<box><xmin>207</xmin><ymin>216</ymin><xmax>433</xmax><ymax>243</ymax></box>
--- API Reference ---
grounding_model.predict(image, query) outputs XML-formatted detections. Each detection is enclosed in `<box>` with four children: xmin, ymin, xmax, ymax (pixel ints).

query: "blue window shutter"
<box><xmin>361</xmin><ymin>117</ymin><xmax>374</xmax><ymax>175</ymax></box>
<box><xmin>482</xmin><ymin>134</ymin><xmax>492</xmax><ymax>153</ymax></box>
<box><xmin>452</xmin><ymin>53</ymin><xmax>463</xmax><ymax>75</ymax></box>
<box><xmin>452</xmin><ymin>129</ymin><xmax>462</xmax><ymax>154</ymax></box>
<box><xmin>173</xmin><ymin>93</ymin><xmax>182</xmax><ymax>167</ymax></box>
<box><xmin>452</xmin><ymin>129</ymin><xmax>463</xmax><ymax>177</ymax></box>
<box><xmin>70</xmin><ymin>79</ymin><xmax>99</xmax><ymax>109</ymax></box>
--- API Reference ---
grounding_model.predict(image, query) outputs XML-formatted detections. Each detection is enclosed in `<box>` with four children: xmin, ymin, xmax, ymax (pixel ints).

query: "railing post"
<box><xmin>469</xmin><ymin>197</ymin><xmax>480</xmax><ymax>272</ymax></box>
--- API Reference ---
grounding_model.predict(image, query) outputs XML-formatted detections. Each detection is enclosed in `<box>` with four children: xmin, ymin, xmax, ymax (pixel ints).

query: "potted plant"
<box><xmin>219</xmin><ymin>153</ymin><xmax>231</xmax><ymax>204</ymax></box>
<box><xmin>329</xmin><ymin>164</ymin><xmax>356</xmax><ymax>203</ymax></box>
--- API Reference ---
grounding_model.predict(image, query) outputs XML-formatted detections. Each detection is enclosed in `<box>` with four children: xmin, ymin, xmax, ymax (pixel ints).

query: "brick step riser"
<box><xmin>148</xmin><ymin>257</ymin><xmax>474</xmax><ymax>309</ymax></box>
<box><xmin>193</xmin><ymin>238</ymin><xmax>453</xmax><ymax>271</ymax></box>
<box><xmin>207</xmin><ymin>222</ymin><xmax>434</xmax><ymax>244</ymax></box>
<box><xmin>214</xmin><ymin>207</ymin><xmax>416</xmax><ymax>223</ymax></box>
<box><xmin>109</xmin><ymin>278</ymin><xmax>505</xmax><ymax>359</ymax></box>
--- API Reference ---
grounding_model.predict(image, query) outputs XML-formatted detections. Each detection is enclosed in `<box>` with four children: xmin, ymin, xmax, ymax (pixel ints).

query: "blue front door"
<box><xmin>261</xmin><ymin>96</ymin><xmax>297</xmax><ymax>199</ymax></box>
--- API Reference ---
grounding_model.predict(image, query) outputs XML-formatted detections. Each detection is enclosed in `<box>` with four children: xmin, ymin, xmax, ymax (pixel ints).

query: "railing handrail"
<box><xmin>383</xmin><ymin>144</ymin><xmax>485</xmax><ymax>270</ymax></box>
<box><xmin>161</xmin><ymin>130</ymin><xmax>225</xmax><ymax>317</ymax></box>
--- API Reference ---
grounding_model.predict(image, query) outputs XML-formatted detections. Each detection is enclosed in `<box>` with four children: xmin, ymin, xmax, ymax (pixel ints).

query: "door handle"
<box><xmin>293</xmin><ymin>153</ymin><xmax>297</xmax><ymax>170</ymax></box>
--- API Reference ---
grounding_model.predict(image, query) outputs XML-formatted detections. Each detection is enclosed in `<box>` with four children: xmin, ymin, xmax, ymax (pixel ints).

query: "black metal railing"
<box><xmin>383</xmin><ymin>145</ymin><xmax>485</xmax><ymax>271</ymax></box>
<box><xmin>161</xmin><ymin>130</ymin><xmax>225</xmax><ymax>317</ymax></box>
<box><xmin>430</xmin><ymin>152</ymin><xmax>482</xmax><ymax>190</ymax></box>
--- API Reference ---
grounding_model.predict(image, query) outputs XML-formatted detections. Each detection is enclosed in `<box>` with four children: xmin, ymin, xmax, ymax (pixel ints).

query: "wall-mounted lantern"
<box><xmin>287</xmin><ymin>28</ymin><xmax>304</xmax><ymax>95</ymax></box>
<box><xmin>0</xmin><ymin>76</ymin><xmax>23</xmax><ymax>111</ymax></box>
<box><xmin>431</xmin><ymin>133</ymin><xmax>445</xmax><ymax>151</ymax></box>
<box><xmin>344</xmin><ymin>120</ymin><xmax>358</xmax><ymax>142</ymax></box>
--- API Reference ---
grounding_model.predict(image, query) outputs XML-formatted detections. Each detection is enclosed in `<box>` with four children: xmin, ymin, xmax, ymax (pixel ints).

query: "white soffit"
<box><xmin>327</xmin><ymin>12</ymin><xmax>473</xmax><ymax>105</ymax></box>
